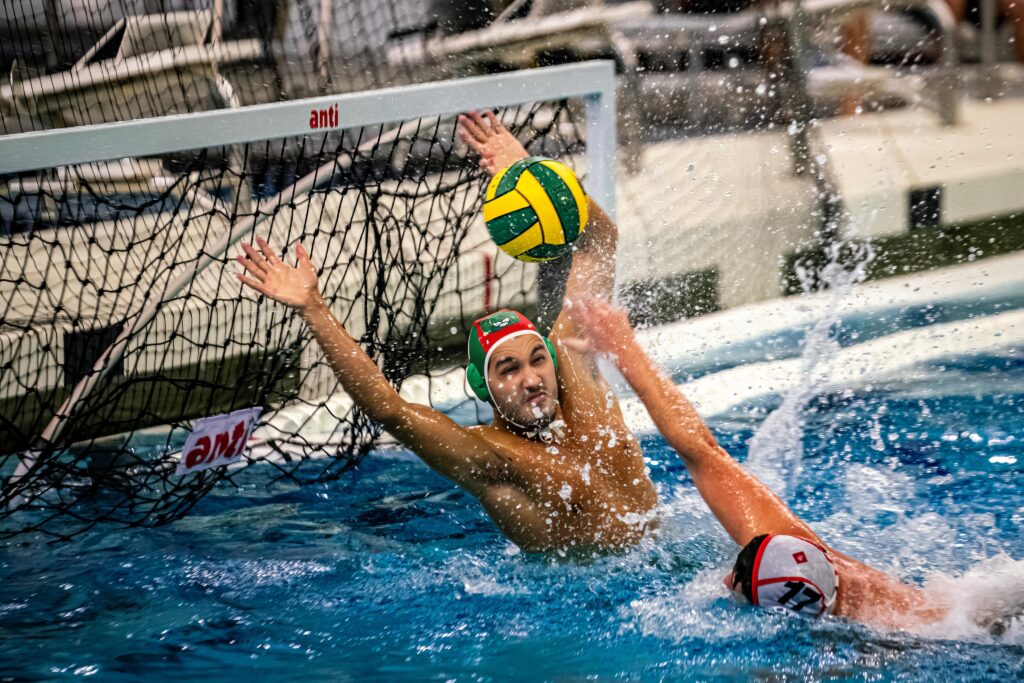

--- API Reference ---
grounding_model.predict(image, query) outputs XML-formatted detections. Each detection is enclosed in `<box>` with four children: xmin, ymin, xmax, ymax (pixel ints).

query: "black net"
<box><xmin>0</xmin><ymin>101</ymin><xmax>587</xmax><ymax>540</ymax></box>
<box><xmin>1</xmin><ymin>0</ymin><xmax>498</xmax><ymax>137</ymax></box>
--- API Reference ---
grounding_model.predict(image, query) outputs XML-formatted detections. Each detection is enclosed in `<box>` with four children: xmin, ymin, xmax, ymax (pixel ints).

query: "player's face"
<box><xmin>487</xmin><ymin>335</ymin><xmax>558</xmax><ymax>429</ymax></box>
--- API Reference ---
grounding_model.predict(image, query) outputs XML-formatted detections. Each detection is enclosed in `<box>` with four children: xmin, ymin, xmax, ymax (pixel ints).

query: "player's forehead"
<box><xmin>488</xmin><ymin>336</ymin><xmax>545</xmax><ymax>370</ymax></box>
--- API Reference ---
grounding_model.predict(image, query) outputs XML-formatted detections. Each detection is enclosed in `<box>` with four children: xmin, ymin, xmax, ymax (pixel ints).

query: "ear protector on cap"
<box><xmin>467</xmin><ymin>336</ymin><xmax>557</xmax><ymax>402</ymax></box>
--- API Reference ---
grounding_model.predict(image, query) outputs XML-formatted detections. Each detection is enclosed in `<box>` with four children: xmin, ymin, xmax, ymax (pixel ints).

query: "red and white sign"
<box><xmin>175</xmin><ymin>407</ymin><xmax>262</xmax><ymax>476</ymax></box>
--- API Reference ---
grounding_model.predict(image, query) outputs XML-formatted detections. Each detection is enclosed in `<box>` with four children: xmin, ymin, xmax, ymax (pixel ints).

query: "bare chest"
<box><xmin>509</xmin><ymin>436</ymin><xmax>657</xmax><ymax>533</ymax></box>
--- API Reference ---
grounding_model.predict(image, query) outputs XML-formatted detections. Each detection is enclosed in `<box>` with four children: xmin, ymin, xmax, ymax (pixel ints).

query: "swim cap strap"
<box><xmin>749</xmin><ymin>533</ymin><xmax>772</xmax><ymax>606</ymax></box>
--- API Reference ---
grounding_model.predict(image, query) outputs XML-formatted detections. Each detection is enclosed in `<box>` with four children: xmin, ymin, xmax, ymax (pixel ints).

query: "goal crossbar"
<box><xmin>0</xmin><ymin>60</ymin><xmax>617</xmax><ymax>211</ymax></box>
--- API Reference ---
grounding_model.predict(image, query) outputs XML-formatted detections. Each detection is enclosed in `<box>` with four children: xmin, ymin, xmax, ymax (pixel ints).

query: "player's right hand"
<box><xmin>236</xmin><ymin>237</ymin><xmax>320</xmax><ymax>310</ymax></box>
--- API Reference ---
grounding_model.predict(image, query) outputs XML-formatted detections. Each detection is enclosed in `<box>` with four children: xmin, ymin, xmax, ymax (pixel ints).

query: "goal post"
<box><xmin>0</xmin><ymin>60</ymin><xmax>617</xmax><ymax>538</ymax></box>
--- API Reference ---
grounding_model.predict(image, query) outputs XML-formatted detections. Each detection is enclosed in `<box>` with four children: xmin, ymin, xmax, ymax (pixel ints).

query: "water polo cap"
<box><xmin>466</xmin><ymin>309</ymin><xmax>557</xmax><ymax>402</ymax></box>
<box><xmin>749</xmin><ymin>534</ymin><xmax>839</xmax><ymax>617</ymax></box>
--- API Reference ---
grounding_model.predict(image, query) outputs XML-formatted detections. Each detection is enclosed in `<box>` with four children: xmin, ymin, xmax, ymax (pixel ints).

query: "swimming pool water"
<box><xmin>2</xmin><ymin>317</ymin><xmax>1024</xmax><ymax>680</ymax></box>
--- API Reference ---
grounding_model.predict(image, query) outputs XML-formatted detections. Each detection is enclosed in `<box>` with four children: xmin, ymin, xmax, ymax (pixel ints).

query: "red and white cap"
<box><xmin>751</xmin><ymin>534</ymin><xmax>839</xmax><ymax>617</ymax></box>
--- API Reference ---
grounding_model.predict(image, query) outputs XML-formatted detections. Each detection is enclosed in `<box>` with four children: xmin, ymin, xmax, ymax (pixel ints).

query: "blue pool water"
<box><xmin>3</xmin><ymin>306</ymin><xmax>1024</xmax><ymax>680</ymax></box>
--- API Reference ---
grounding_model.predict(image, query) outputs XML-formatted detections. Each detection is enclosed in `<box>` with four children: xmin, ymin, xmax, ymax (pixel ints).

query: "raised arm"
<box><xmin>236</xmin><ymin>238</ymin><xmax>511</xmax><ymax>492</ymax></box>
<box><xmin>456</xmin><ymin>110</ymin><xmax>616</xmax><ymax>337</ymax></box>
<box><xmin>571</xmin><ymin>299</ymin><xmax>820</xmax><ymax>548</ymax></box>
<box><xmin>561</xmin><ymin>200</ymin><xmax>617</xmax><ymax>307</ymax></box>
<box><xmin>457</xmin><ymin>111</ymin><xmax>617</xmax><ymax>420</ymax></box>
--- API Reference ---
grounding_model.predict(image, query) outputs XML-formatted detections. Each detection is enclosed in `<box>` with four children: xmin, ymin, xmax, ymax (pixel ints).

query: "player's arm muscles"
<box><xmin>551</xmin><ymin>200</ymin><xmax>618</xmax><ymax>344</ymax></box>
<box><xmin>236</xmin><ymin>238</ymin><xmax>510</xmax><ymax>492</ymax></box>
<box><xmin>562</xmin><ymin>199</ymin><xmax>617</xmax><ymax>306</ymax></box>
<box><xmin>546</xmin><ymin>201</ymin><xmax>640</xmax><ymax>434</ymax></box>
<box><xmin>581</xmin><ymin>302</ymin><xmax>821</xmax><ymax>547</ymax></box>
<box><xmin>301</xmin><ymin>299</ymin><xmax>513</xmax><ymax>491</ymax></box>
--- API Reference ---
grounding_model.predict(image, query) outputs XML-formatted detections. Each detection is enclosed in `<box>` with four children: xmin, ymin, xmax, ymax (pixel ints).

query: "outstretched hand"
<box><xmin>561</xmin><ymin>298</ymin><xmax>637</xmax><ymax>359</ymax></box>
<box><xmin>456</xmin><ymin>110</ymin><xmax>529</xmax><ymax>177</ymax></box>
<box><xmin>236</xmin><ymin>237</ymin><xmax>321</xmax><ymax>310</ymax></box>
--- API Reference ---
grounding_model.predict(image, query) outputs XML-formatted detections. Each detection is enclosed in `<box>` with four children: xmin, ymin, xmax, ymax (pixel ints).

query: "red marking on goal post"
<box><xmin>308</xmin><ymin>103</ymin><xmax>339</xmax><ymax>130</ymax></box>
<box><xmin>482</xmin><ymin>252</ymin><xmax>493</xmax><ymax>313</ymax></box>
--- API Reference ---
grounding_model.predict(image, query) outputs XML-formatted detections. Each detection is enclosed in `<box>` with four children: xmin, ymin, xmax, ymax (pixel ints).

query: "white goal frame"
<box><xmin>0</xmin><ymin>60</ymin><xmax>616</xmax><ymax>209</ymax></box>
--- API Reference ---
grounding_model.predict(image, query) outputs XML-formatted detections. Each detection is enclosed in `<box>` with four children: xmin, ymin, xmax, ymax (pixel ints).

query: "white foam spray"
<box><xmin>919</xmin><ymin>555</ymin><xmax>1024</xmax><ymax>643</ymax></box>
<box><xmin>745</xmin><ymin>237</ymin><xmax>875</xmax><ymax>495</ymax></box>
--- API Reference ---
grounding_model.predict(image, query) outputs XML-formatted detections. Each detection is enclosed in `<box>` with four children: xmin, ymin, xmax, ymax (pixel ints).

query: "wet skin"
<box><xmin>574</xmin><ymin>298</ymin><xmax>953</xmax><ymax>629</ymax></box>
<box><xmin>468</xmin><ymin>331</ymin><xmax>658</xmax><ymax>553</ymax></box>
<box><xmin>236</xmin><ymin>111</ymin><xmax>658</xmax><ymax>554</ymax></box>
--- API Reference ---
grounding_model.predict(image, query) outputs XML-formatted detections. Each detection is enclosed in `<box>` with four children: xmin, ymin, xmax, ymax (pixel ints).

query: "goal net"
<box><xmin>0</xmin><ymin>62</ymin><xmax>614</xmax><ymax>540</ymax></box>
<box><xmin>1</xmin><ymin>0</ymin><xmax>515</xmax><ymax>136</ymax></box>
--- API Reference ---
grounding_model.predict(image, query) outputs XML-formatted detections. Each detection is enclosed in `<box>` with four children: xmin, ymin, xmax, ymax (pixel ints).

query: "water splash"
<box><xmin>921</xmin><ymin>555</ymin><xmax>1024</xmax><ymax>644</ymax></box>
<box><xmin>745</xmin><ymin>237</ymin><xmax>875</xmax><ymax>496</ymax></box>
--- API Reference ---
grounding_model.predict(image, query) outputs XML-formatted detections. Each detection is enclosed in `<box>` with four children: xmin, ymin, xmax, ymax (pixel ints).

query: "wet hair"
<box><xmin>732</xmin><ymin>534</ymin><xmax>769</xmax><ymax>603</ymax></box>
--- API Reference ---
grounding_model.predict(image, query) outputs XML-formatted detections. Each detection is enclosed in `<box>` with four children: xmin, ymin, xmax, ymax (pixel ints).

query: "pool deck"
<box><xmin>824</xmin><ymin>98</ymin><xmax>1024</xmax><ymax>239</ymax></box>
<box><xmin>620</xmin><ymin>249</ymin><xmax>1024</xmax><ymax>428</ymax></box>
<box><xmin>615</xmin><ymin>97</ymin><xmax>1024</xmax><ymax>310</ymax></box>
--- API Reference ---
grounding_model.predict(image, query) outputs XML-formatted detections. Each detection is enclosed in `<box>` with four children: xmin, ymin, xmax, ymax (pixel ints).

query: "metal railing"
<box><xmin>613</xmin><ymin>0</ymin><xmax>960</xmax><ymax>126</ymax></box>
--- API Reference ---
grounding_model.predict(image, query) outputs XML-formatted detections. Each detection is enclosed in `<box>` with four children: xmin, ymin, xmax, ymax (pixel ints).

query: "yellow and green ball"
<box><xmin>483</xmin><ymin>156</ymin><xmax>588</xmax><ymax>263</ymax></box>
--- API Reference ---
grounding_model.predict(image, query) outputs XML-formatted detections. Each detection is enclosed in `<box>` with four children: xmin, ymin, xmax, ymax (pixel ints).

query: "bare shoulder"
<box><xmin>469</xmin><ymin>425</ymin><xmax>586</xmax><ymax>479</ymax></box>
<box><xmin>466</xmin><ymin>423</ymin><xmax>512</xmax><ymax>444</ymax></box>
<box><xmin>467</xmin><ymin>425</ymin><xmax>540</xmax><ymax>468</ymax></box>
<box><xmin>831</xmin><ymin>552</ymin><xmax>947</xmax><ymax>627</ymax></box>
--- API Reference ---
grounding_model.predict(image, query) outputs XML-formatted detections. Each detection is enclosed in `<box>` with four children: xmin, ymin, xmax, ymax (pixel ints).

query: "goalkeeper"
<box><xmin>235</xmin><ymin>111</ymin><xmax>658</xmax><ymax>554</ymax></box>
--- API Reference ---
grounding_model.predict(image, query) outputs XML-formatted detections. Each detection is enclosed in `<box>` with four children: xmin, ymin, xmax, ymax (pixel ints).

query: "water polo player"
<box><xmin>234</xmin><ymin>111</ymin><xmax>657</xmax><ymax>553</ymax></box>
<box><xmin>568</xmin><ymin>298</ymin><xmax>959</xmax><ymax>629</ymax></box>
